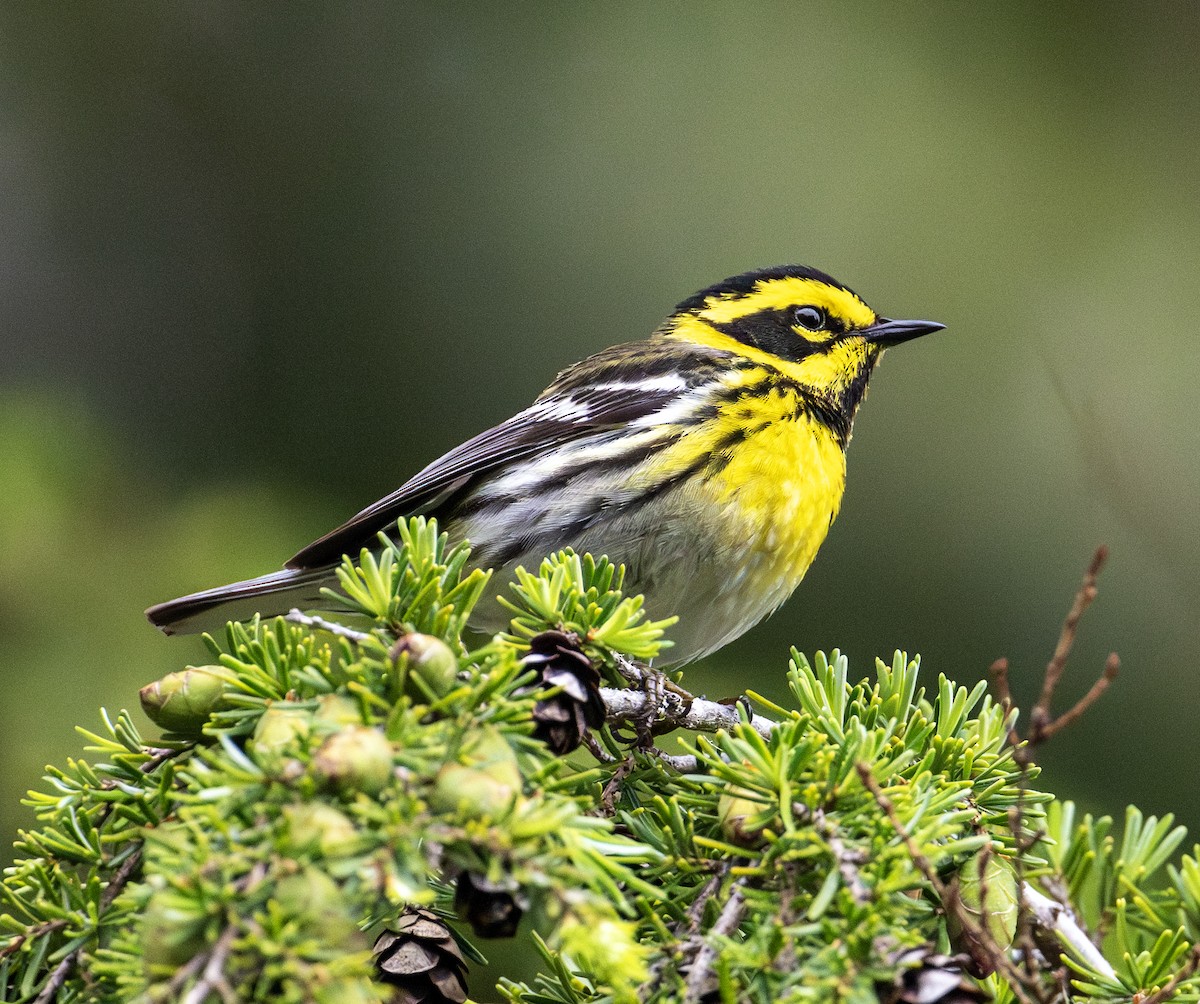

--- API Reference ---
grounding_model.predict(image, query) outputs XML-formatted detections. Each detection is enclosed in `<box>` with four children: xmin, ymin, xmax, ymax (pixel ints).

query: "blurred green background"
<box><xmin>2</xmin><ymin>2</ymin><xmax>1198</xmax><ymax>864</ymax></box>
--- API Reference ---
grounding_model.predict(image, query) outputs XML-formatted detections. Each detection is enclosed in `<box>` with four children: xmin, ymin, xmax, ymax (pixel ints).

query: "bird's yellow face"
<box><xmin>664</xmin><ymin>266</ymin><xmax>940</xmax><ymax>407</ymax></box>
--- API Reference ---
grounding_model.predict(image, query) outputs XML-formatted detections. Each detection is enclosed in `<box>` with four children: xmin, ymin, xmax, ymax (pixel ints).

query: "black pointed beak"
<box><xmin>864</xmin><ymin>317</ymin><xmax>946</xmax><ymax>347</ymax></box>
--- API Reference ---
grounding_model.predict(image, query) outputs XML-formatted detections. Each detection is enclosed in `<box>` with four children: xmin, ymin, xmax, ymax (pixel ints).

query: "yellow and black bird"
<box><xmin>147</xmin><ymin>265</ymin><xmax>943</xmax><ymax>662</ymax></box>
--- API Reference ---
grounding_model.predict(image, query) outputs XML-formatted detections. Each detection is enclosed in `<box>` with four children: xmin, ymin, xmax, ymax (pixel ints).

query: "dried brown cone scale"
<box><xmin>520</xmin><ymin>629</ymin><xmax>605</xmax><ymax>754</ymax></box>
<box><xmin>374</xmin><ymin>909</ymin><xmax>468</xmax><ymax>1004</ymax></box>
<box><xmin>454</xmin><ymin>870</ymin><xmax>526</xmax><ymax>938</ymax></box>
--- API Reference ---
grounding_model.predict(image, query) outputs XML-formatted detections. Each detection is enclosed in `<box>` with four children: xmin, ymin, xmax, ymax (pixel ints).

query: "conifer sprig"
<box><xmin>0</xmin><ymin>521</ymin><xmax>1196</xmax><ymax>1002</ymax></box>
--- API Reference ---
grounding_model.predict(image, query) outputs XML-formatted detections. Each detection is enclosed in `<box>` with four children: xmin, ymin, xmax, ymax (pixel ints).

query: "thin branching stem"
<box><xmin>683</xmin><ymin>883</ymin><xmax>746</xmax><ymax>1003</ymax></box>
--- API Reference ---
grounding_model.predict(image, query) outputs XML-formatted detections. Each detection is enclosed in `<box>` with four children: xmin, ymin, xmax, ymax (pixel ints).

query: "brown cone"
<box><xmin>374</xmin><ymin>909</ymin><xmax>468</xmax><ymax>1004</ymax></box>
<box><xmin>521</xmin><ymin>630</ymin><xmax>605</xmax><ymax>754</ymax></box>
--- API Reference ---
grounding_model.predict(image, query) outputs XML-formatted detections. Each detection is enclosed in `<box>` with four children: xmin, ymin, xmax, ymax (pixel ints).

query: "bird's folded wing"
<box><xmin>286</xmin><ymin>376</ymin><xmax>690</xmax><ymax>570</ymax></box>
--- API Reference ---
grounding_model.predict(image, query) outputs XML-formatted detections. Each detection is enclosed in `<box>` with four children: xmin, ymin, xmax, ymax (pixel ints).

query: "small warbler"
<box><xmin>148</xmin><ymin>265</ymin><xmax>943</xmax><ymax>662</ymax></box>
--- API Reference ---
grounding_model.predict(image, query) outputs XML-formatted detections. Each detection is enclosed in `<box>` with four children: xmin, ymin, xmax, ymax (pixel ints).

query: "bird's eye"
<box><xmin>792</xmin><ymin>305</ymin><xmax>826</xmax><ymax>331</ymax></box>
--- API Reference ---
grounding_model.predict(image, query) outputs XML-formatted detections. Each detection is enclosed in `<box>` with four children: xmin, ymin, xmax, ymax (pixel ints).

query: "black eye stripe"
<box><xmin>704</xmin><ymin>305</ymin><xmax>857</xmax><ymax>362</ymax></box>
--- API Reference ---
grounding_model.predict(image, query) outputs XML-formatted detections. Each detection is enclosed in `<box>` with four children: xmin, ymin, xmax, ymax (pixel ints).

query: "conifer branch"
<box><xmin>32</xmin><ymin>795</ymin><xmax>153</xmax><ymax>1000</ymax></box>
<box><xmin>285</xmin><ymin>607</ymin><xmax>778</xmax><ymax>741</ymax></box>
<box><xmin>857</xmin><ymin>764</ymin><xmax>1047</xmax><ymax>1004</ymax></box>
<box><xmin>0</xmin><ymin>527</ymin><xmax>1190</xmax><ymax>1002</ymax></box>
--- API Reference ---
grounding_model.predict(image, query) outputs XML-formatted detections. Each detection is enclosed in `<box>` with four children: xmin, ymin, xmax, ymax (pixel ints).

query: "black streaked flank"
<box><xmin>607</xmin><ymin>450</ymin><xmax>714</xmax><ymax>516</ymax></box>
<box><xmin>698</xmin><ymin>418</ymin><xmax>773</xmax><ymax>478</ymax></box>
<box><xmin>480</xmin><ymin>444</ymin><xmax>717</xmax><ymax>572</ymax></box>
<box><xmin>445</xmin><ymin>433</ymin><xmax>681</xmax><ymax>526</ymax></box>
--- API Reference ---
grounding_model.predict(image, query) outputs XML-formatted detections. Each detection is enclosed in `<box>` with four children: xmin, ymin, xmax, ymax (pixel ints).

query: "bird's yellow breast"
<box><xmin>637</xmin><ymin>376</ymin><xmax>847</xmax><ymax>606</ymax></box>
<box><xmin>708</xmin><ymin>394</ymin><xmax>846</xmax><ymax>598</ymax></box>
<box><xmin>714</xmin><ymin>410</ymin><xmax>845</xmax><ymax>560</ymax></box>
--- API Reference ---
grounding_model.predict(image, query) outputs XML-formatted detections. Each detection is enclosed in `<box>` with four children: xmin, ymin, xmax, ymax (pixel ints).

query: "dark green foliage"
<box><xmin>0</xmin><ymin>518</ymin><xmax>1197</xmax><ymax>1002</ymax></box>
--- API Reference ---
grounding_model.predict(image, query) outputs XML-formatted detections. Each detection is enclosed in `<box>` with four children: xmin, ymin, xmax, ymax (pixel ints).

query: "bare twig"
<box><xmin>639</xmin><ymin>864</ymin><xmax>730</xmax><ymax>995</ymax></box>
<box><xmin>652</xmin><ymin>749</ymin><xmax>700</xmax><ymax>773</ymax></box>
<box><xmin>814</xmin><ymin>808</ymin><xmax>871</xmax><ymax>905</ymax></box>
<box><xmin>0</xmin><ymin>921</ymin><xmax>64</xmax><ymax>961</ymax></box>
<box><xmin>1035</xmin><ymin>546</ymin><xmax>1107</xmax><ymax>722</ymax></box>
<box><xmin>685</xmin><ymin>867</ymin><xmax>729</xmax><ymax>931</ymax></box>
<box><xmin>1020</xmin><ymin>884</ymin><xmax>1116</xmax><ymax>981</ymax></box>
<box><xmin>598</xmin><ymin>756</ymin><xmax>636</xmax><ymax>815</ymax></box>
<box><xmin>181</xmin><ymin>924</ymin><xmax>239</xmax><ymax>1004</ymax></box>
<box><xmin>988</xmin><ymin>547</ymin><xmax>1119</xmax><ymax>762</ymax></box>
<box><xmin>286</xmin><ymin>609</ymin><xmax>371</xmax><ymax>643</ymax></box>
<box><xmin>166</xmin><ymin>949</ymin><xmax>209</xmax><ymax>999</ymax></box>
<box><xmin>1026</xmin><ymin>546</ymin><xmax>1117</xmax><ymax>747</ymax></box>
<box><xmin>990</xmin><ymin>657</ymin><xmax>1013</xmax><ymax>708</ymax></box>
<box><xmin>989</xmin><ymin>658</ymin><xmax>1022</xmax><ymax>749</ymax></box>
<box><xmin>683</xmin><ymin>883</ymin><xmax>746</xmax><ymax>1003</ymax></box>
<box><xmin>1038</xmin><ymin>652</ymin><xmax>1120</xmax><ymax>740</ymax></box>
<box><xmin>34</xmin><ymin>954</ymin><xmax>77</xmax><ymax>1004</ymax></box>
<box><xmin>581</xmin><ymin>732</ymin><xmax>617</xmax><ymax>764</ymax></box>
<box><xmin>600</xmin><ymin>686</ymin><xmax>775</xmax><ymax>738</ymax></box>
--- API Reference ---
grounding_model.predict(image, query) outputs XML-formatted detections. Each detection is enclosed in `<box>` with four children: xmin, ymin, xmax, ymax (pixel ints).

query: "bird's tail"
<box><xmin>146</xmin><ymin>566</ymin><xmax>336</xmax><ymax>636</ymax></box>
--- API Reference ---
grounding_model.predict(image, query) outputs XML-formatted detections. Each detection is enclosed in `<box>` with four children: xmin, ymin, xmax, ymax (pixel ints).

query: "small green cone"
<box><xmin>429</xmin><ymin>727</ymin><xmax>522</xmax><ymax>820</ymax></box>
<box><xmin>946</xmin><ymin>848</ymin><xmax>1019</xmax><ymax>977</ymax></box>
<box><xmin>312</xmin><ymin>694</ymin><xmax>363</xmax><ymax>730</ymax></box>
<box><xmin>139</xmin><ymin>665</ymin><xmax>234</xmax><ymax>736</ymax></box>
<box><xmin>429</xmin><ymin>763</ymin><xmax>520</xmax><ymax>821</ymax></box>
<box><xmin>274</xmin><ymin>868</ymin><xmax>365</xmax><ymax>947</ymax></box>
<box><xmin>248</xmin><ymin>704</ymin><xmax>313</xmax><ymax>765</ymax></box>
<box><xmin>313</xmin><ymin>726</ymin><xmax>395</xmax><ymax>797</ymax></box>
<box><xmin>280</xmin><ymin>803</ymin><xmax>362</xmax><ymax>859</ymax></box>
<box><xmin>390</xmin><ymin>633</ymin><xmax>459</xmax><ymax>700</ymax></box>
<box><xmin>463</xmin><ymin>726</ymin><xmax>523</xmax><ymax>790</ymax></box>
<box><xmin>717</xmin><ymin>787</ymin><xmax>768</xmax><ymax>848</ymax></box>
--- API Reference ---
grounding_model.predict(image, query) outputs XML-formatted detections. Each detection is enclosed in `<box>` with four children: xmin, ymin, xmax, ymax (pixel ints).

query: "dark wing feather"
<box><xmin>286</xmin><ymin>348</ymin><xmax>708</xmax><ymax>570</ymax></box>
